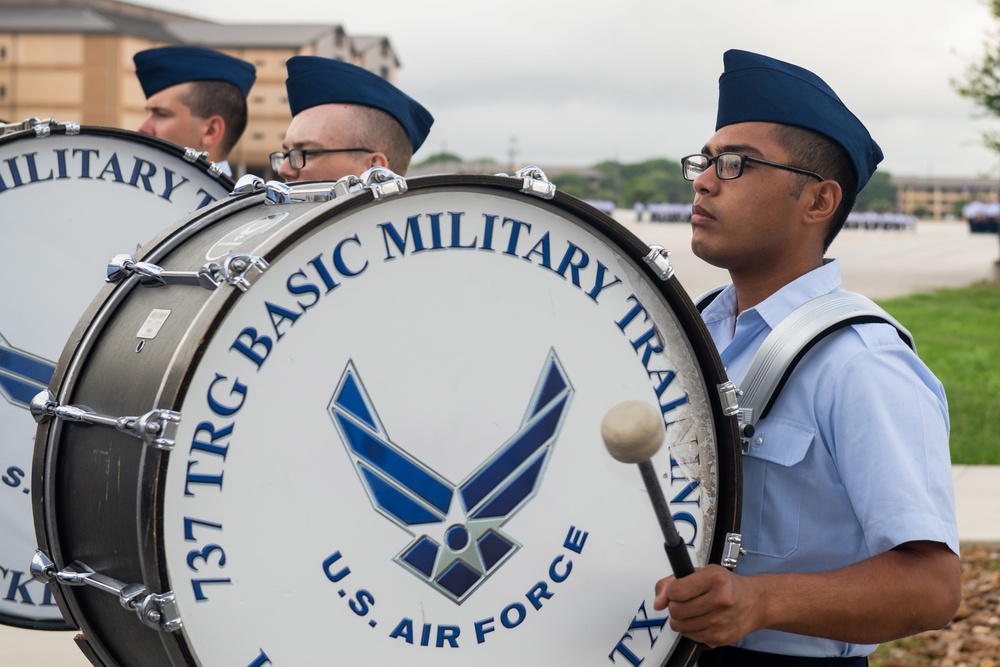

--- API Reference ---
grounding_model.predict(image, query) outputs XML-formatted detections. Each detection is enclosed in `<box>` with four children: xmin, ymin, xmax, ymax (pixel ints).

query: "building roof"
<box><xmin>0</xmin><ymin>0</ymin><xmax>350</xmax><ymax>49</ymax></box>
<box><xmin>163</xmin><ymin>21</ymin><xmax>344</xmax><ymax>49</ymax></box>
<box><xmin>351</xmin><ymin>35</ymin><xmax>401</xmax><ymax>67</ymax></box>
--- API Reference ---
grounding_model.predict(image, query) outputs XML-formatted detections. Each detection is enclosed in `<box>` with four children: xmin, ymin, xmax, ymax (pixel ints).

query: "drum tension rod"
<box><xmin>106</xmin><ymin>252</ymin><xmax>269</xmax><ymax>292</ymax></box>
<box><xmin>31</xmin><ymin>551</ymin><xmax>182</xmax><ymax>633</ymax></box>
<box><xmin>30</xmin><ymin>389</ymin><xmax>181</xmax><ymax>451</ymax></box>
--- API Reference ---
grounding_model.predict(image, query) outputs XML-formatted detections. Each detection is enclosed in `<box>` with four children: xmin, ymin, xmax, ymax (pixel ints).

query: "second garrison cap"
<box><xmin>134</xmin><ymin>46</ymin><xmax>257</xmax><ymax>98</ymax></box>
<box><xmin>284</xmin><ymin>56</ymin><xmax>434</xmax><ymax>153</ymax></box>
<box><xmin>716</xmin><ymin>49</ymin><xmax>883</xmax><ymax>192</ymax></box>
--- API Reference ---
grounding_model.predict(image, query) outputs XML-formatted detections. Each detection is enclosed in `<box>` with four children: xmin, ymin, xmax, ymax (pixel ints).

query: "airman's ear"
<box><xmin>200</xmin><ymin>115</ymin><xmax>226</xmax><ymax>150</ymax></box>
<box><xmin>367</xmin><ymin>152</ymin><xmax>389</xmax><ymax>170</ymax></box>
<box><xmin>804</xmin><ymin>179</ymin><xmax>843</xmax><ymax>227</ymax></box>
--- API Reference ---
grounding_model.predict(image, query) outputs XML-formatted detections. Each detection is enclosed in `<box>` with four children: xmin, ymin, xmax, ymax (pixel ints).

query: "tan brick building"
<box><xmin>892</xmin><ymin>175</ymin><xmax>1000</xmax><ymax>220</ymax></box>
<box><xmin>0</xmin><ymin>0</ymin><xmax>400</xmax><ymax>176</ymax></box>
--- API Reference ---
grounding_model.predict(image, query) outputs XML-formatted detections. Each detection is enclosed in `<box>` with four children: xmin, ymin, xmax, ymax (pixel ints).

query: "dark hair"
<box><xmin>184</xmin><ymin>80</ymin><xmax>249</xmax><ymax>157</ymax></box>
<box><xmin>353</xmin><ymin>105</ymin><xmax>413</xmax><ymax>175</ymax></box>
<box><xmin>771</xmin><ymin>125</ymin><xmax>858</xmax><ymax>251</ymax></box>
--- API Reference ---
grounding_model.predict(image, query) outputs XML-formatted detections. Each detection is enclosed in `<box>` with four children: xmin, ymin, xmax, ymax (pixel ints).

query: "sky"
<box><xmin>132</xmin><ymin>0</ymin><xmax>1000</xmax><ymax>179</ymax></box>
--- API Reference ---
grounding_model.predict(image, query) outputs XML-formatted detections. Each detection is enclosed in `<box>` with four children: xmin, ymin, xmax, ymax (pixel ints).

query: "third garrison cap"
<box><xmin>716</xmin><ymin>49</ymin><xmax>883</xmax><ymax>192</ymax></box>
<box><xmin>134</xmin><ymin>46</ymin><xmax>257</xmax><ymax>98</ymax></box>
<box><xmin>284</xmin><ymin>56</ymin><xmax>434</xmax><ymax>153</ymax></box>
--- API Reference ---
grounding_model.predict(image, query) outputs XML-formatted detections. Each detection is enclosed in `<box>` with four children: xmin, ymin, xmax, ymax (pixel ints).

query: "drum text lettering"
<box><xmin>2</xmin><ymin>465</ymin><xmax>25</xmax><ymax>490</ymax></box>
<box><xmin>247</xmin><ymin>649</ymin><xmax>272</xmax><ymax>667</ymax></box>
<box><xmin>0</xmin><ymin>146</ymin><xmax>219</xmax><ymax>208</ymax></box>
<box><xmin>608</xmin><ymin>601</ymin><xmax>669</xmax><ymax>666</ymax></box>
<box><xmin>230</xmin><ymin>242</ymin><xmax>370</xmax><ymax>370</ymax></box>
<box><xmin>377</xmin><ymin>526</ymin><xmax>588</xmax><ymax>649</ymax></box>
<box><xmin>185</xmin><ymin>374</ymin><xmax>245</xmax><ymax>495</ymax></box>
<box><xmin>1</xmin><ymin>563</ymin><xmax>57</xmax><ymax>607</ymax></box>
<box><xmin>669</xmin><ymin>455</ymin><xmax>702</xmax><ymax>547</ymax></box>
<box><xmin>378</xmin><ymin>211</ymin><xmax>624</xmax><ymax>303</ymax></box>
<box><xmin>183</xmin><ymin>517</ymin><xmax>232</xmax><ymax>601</ymax></box>
<box><xmin>616</xmin><ymin>295</ymin><xmax>690</xmax><ymax>419</ymax></box>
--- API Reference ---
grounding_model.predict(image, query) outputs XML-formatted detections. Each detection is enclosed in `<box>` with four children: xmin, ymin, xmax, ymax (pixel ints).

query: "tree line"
<box><xmin>415</xmin><ymin>153</ymin><xmax>898</xmax><ymax>213</ymax></box>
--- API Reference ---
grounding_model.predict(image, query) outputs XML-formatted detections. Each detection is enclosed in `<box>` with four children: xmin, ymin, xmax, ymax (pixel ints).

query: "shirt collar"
<box><xmin>700</xmin><ymin>258</ymin><xmax>843</xmax><ymax>329</ymax></box>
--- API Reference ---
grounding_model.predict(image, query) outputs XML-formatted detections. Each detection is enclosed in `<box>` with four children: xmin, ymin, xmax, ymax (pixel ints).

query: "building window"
<box><xmin>380</xmin><ymin>66</ymin><xmax>389</xmax><ymax>79</ymax></box>
<box><xmin>253</xmin><ymin>132</ymin><xmax>264</xmax><ymax>140</ymax></box>
<box><xmin>0</xmin><ymin>46</ymin><xmax>6</xmax><ymax>61</ymax></box>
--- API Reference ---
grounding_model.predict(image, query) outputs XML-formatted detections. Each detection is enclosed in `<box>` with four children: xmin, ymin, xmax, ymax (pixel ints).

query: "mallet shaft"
<box><xmin>638</xmin><ymin>459</ymin><xmax>694</xmax><ymax>578</ymax></box>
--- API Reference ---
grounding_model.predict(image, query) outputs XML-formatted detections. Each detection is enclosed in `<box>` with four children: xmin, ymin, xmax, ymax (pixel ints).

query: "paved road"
<box><xmin>3</xmin><ymin>218</ymin><xmax>997</xmax><ymax>666</ymax></box>
<box><xmin>620</xmin><ymin>216</ymin><xmax>1000</xmax><ymax>302</ymax></box>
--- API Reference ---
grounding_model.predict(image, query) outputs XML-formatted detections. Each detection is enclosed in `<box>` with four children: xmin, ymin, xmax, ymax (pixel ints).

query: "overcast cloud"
<box><xmin>135</xmin><ymin>0</ymin><xmax>999</xmax><ymax>178</ymax></box>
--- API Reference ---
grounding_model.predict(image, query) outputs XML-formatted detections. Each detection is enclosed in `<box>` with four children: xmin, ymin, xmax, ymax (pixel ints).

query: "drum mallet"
<box><xmin>601</xmin><ymin>400</ymin><xmax>694</xmax><ymax>578</ymax></box>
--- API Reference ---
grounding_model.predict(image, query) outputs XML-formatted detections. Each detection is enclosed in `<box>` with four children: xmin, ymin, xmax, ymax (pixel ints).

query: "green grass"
<box><xmin>877</xmin><ymin>282</ymin><xmax>1000</xmax><ymax>465</ymax></box>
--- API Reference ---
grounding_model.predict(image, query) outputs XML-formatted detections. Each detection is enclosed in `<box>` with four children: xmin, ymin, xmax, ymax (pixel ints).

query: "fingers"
<box><xmin>662</xmin><ymin>566</ymin><xmax>749</xmax><ymax>647</ymax></box>
<box><xmin>653</xmin><ymin>575</ymin><xmax>675</xmax><ymax>611</ymax></box>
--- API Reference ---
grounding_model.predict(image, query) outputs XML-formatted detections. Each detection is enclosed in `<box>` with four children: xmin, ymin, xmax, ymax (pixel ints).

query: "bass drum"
<box><xmin>0</xmin><ymin>120</ymin><xmax>233</xmax><ymax>629</ymax></box>
<box><xmin>32</xmin><ymin>171</ymin><xmax>740</xmax><ymax>666</ymax></box>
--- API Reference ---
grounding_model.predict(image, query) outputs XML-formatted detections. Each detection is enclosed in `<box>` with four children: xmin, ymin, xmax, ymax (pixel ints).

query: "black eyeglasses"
<box><xmin>269</xmin><ymin>147</ymin><xmax>373</xmax><ymax>172</ymax></box>
<box><xmin>681</xmin><ymin>152</ymin><xmax>824</xmax><ymax>182</ymax></box>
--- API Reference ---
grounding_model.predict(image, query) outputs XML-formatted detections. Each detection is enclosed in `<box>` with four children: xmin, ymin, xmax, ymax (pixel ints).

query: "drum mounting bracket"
<box><xmin>31</xmin><ymin>551</ymin><xmax>183</xmax><ymax>632</ymax></box>
<box><xmin>361</xmin><ymin>166</ymin><xmax>408</xmax><ymax>199</ymax></box>
<box><xmin>717</xmin><ymin>380</ymin><xmax>741</xmax><ymax>418</ymax></box>
<box><xmin>721</xmin><ymin>533</ymin><xmax>746</xmax><ymax>569</ymax></box>
<box><xmin>30</xmin><ymin>389</ymin><xmax>181</xmax><ymax>451</ymax></box>
<box><xmin>643</xmin><ymin>245</ymin><xmax>674</xmax><ymax>281</ymax></box>
<box><xmin>182</xmin><ymin>147</ymin><xmax>210</xmax><ymax>164</ymax></box>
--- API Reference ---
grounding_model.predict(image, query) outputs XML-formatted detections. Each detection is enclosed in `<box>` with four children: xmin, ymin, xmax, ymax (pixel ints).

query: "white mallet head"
<box><xmin>601</xmin><ymin>400</ymin><xmax>665</xmax><ymax>464</ymax></box>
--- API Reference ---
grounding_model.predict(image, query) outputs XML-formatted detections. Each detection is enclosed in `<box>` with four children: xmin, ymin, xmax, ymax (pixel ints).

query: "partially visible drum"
<box><xmin>32</xmin><ymin>170</ymin><xmax>741</xmax><ymax>665</ymax></box>
<box><xmin>0</xmin><ymin>120</ymin><xmax>233</xmax><ymax>629</ymax></box>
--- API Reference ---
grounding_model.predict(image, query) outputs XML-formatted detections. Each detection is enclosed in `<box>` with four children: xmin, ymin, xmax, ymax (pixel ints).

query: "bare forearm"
<box><xmin>656</xmin><ymin>541</ymin><xmax>961</xmax><ymax>648</ymax></box>
<box><xmin>748</xmin><ymin>541</ymin><xmax>960</xmax><ymax>644</ymax></box>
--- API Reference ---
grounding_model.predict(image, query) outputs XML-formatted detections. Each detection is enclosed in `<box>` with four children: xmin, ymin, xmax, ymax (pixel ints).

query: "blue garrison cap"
<box><xmin>134</xmin><ymin>46</ymin><xmax>256</xmax><ymax>98</ymax></box>
<box><xmin>285</xmin><ymin>56</ymin><xmax>434</xmax><ymax>153</ymax></box>
<box><xmin>716</xmin><ymin>49</ymin><xmax>882</xmax><ymax>192</ymax></box>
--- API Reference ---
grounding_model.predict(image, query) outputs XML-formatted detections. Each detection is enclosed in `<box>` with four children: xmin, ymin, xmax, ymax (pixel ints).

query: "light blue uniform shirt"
<box><xmin>700</xmin><ymin>260</ymin><xmax>959</xmax><ymax>658</ymax></box>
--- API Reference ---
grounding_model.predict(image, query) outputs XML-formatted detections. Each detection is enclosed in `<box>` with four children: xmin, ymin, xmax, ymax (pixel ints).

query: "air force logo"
<box><xmin>0</xmin><ymin>332</ymin><xmax>55</xmax><ymax>409</ymax></box>
<box><xmin>328</xmin><ymin>349</ymin><xmax>573</xmax><ymax>604</ymax></box>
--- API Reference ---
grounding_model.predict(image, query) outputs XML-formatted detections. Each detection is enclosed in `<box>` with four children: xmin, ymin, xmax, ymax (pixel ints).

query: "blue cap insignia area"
<box><xmin>328</xmin><ymin>349</ymin><xmax>573</xmax><ymax>604</ymax></box>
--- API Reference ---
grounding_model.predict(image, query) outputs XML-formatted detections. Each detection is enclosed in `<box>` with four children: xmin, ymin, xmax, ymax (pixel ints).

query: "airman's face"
<box><xmin>277</xmin><ymin>104</ymin><xmax>376</xmax><ymax>182</ymax></box>
<box><xmin>137</xmin><ymin>82</ymin><xmax>207</xmax><ymax>151</ymax></box>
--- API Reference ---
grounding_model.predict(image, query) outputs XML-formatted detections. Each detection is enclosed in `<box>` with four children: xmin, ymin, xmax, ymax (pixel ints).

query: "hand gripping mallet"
<box><xmin>601</xmin><ymin>400</ymin><xmax>695</xmax><ymax>578</ymax></box>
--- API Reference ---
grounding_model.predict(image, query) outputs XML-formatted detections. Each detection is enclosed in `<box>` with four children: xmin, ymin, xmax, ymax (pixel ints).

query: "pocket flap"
<box><xmin>745</xmin><ymin>416</ymin><xmax>815</xmax><ymax>467</ymax></box>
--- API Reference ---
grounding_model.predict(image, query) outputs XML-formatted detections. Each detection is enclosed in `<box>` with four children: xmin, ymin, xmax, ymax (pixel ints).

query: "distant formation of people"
<box><xmin>843</xmin><ymin>211</ymin><xmax>917</xmax><ymax>231</ymax></box>
<box><xmin>962</xmin><ymin>200</ymin><xmax>1000</xmax><ymax>233</ymax></box>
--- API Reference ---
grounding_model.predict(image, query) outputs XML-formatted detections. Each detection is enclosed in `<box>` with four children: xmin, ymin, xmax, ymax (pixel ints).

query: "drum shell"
<box><xmin>33</xmin><ymin>192</ymin><xmax>318</xmax><ymax>665</ymax></box>
<box><xmin>0</xmin><ymin>123</ymin><xmax>233</xmax><ymax>630</ymax></box>
<box><xmin>34</xmin><ymin>175</ymin><xmax>741</xmax><ymax>667</ymax></box>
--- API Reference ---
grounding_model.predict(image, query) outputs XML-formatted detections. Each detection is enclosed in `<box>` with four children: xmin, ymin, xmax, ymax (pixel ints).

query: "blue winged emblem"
<box><xmin>328</xmin><ymin>349</ymin><xmax>573</xmax><ymax>603</ymax></box>
<box><xmin>0</xmin><ymin>332</ymin><xmax>55</xmax><ymax>409</ymax></box>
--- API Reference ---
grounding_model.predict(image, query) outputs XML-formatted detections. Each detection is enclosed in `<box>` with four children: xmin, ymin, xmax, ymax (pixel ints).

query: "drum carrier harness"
<box><xmin>696</xmin><ymin>287</ymin><xmax>914</xmax><ymax>453</ymax></box>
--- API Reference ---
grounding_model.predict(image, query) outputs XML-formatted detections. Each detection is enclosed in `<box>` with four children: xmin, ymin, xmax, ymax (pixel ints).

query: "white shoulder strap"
<box><xmin>737</xmin><ymin>292</ymin><xmax>913</xmax><ymax>447</ymax></box>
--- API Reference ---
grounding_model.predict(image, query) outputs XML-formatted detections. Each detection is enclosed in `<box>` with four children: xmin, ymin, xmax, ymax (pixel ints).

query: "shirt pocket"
<box><xmin>740</xmin><ymin>417</ymin><xmax>816</xmax><ymax>559</ymax></box>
